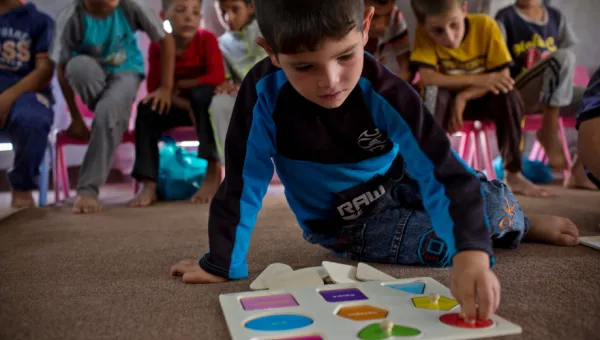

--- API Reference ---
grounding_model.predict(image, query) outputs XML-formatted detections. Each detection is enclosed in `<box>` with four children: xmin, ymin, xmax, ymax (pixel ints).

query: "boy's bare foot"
<box><xmin>191</xmin><ymin>161</ymin><xmax>222</xmax><ymax>204</ymax></box>
<box><xmin>536</xmin><ymin>130</ymin><xmax>567</xmax><ymax>170</ymax></box>
<box><xmin>170</xmin><ymin>258</ymin><xmax>228</xmax><ymax>283</ymax></box>
<box><xmin>11</xmin><ymin>191</ymin><xmax>35</xmax><ymax>209</ymax></box>
<box><xmin>563</xmin><ymin>157</ymin><xmax>598</xmax><ymax>190</ymax></box>
<box><xmin>505</xmin><ymin>171</ymin><xmax>550</xmax><ymax>197</ymax></box>
<box><xmin>128</xmin><ymin>181</ymin><xmax>158</xmax><ymax>207</ymax></box>
<box><xmin>524</xmin><ymin>214</ymin><xmax>579</xmax><ymax>246</ymax></box>
<box><xmin>72</xmin><ymin>195</ymin><xmax>103</xmax><ymax>214</ymax></box>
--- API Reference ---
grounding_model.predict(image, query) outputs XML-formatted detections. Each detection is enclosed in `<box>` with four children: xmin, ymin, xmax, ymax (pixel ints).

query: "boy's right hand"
<box><xmin>170</xmin><ymin>258</ymin><xmax>229</xmax><ymax>284</ymax></box>
<box><xmin>475</xmin><ymin>72</ymin><xmax>514</xmax><ymax>95</ymax></box>
<box><xmin>66</xmin><ymin>118</ymin><xmax>91</xmax><ymax>141</ymax></box>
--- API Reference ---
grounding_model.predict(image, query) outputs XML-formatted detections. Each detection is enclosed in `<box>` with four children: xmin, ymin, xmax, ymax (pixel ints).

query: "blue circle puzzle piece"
<box><xmin>245</xmin><ymin>314</ymin><xmax>314</xmax><ymax>332</ymax></box>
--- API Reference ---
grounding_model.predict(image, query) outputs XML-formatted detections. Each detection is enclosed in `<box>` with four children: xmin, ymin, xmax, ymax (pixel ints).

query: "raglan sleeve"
<box><xmin>198</xmin><ymin>62</ymin><xmax>277</xmax><ymax>279</ymax></box>
<box><xmin>364</xmin><ymin>58</ymin><xmax>493</xmax><ymax>265</ymax></box>
<box><xmin>485</xmin><ymin>17</ymin><xmax>513</xmax><ymax>72</ymax></box>
<box><xmin>409</xmin><ymin>25</ymin><xmax>438</xmax><ymax>69</ymax></box>
<box><xmin>48</xmin><ymin>6</ymin><xmax>79</xmax><ymax>65</ymax></box>
<box><xmin>126</xmin><ymin>0</ymin><xmax>166</xmax><ymax>42</ymax></box>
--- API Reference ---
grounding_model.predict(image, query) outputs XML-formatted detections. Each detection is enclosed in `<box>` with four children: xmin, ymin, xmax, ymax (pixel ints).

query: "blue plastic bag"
<box><xmin>157</xmin><ymin>136</ymin><xmax>208</xmax><ymax>201</ymax></box>
<box><xmin>493</xmin><ymin>156</ymin><xmax>553</xmax><ymax>184</ymax></box>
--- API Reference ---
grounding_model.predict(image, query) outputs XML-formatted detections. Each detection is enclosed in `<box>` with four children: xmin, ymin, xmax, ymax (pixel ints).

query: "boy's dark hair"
<box><xmin>410</xmin><ymin>0</ymin><xmax>465</xmax><ymax>23</ymax></box>
<box><xmin>253</xmin><ymin>0</ymin><xmax>364</xmax><ymax>54</ymax></box>
<box><xmin>162</xmin><ymin>0</ymin><xmax>203</xmax><ymax>10</ymax></box>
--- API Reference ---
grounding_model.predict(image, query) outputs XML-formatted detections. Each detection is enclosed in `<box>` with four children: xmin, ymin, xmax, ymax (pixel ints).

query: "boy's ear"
<box><xmin>159</xmin><ymin>10</ymin><xmax>166</xmax><ymax>21</ymax></box>
<box><xmin>362</xmin><ymin>6</ymin><xmax>375</xmax><ymax>46</ymax></box>
<box><xmin>256</xmin><ymin>37</ymin><xmax>281</xmax><ymax>68</ymax></box>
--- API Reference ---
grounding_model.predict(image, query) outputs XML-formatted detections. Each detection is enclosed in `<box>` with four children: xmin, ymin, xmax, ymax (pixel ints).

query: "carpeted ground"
<box><xmin>0</xmin><ymin>185</ymin><xmax>599</xmax><ymax>340</ymax></box>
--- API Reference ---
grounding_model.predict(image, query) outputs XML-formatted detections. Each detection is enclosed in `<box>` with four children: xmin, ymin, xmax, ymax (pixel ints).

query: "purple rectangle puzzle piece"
<box><xmin>240</xmin><ymin>293</ymin><xmax>299</xmax><ymax>311</ymax></box>
<box><xmin>319</xmin><ymin>288</ymin><xmax>368</xmax><ymax>302</ymax></box>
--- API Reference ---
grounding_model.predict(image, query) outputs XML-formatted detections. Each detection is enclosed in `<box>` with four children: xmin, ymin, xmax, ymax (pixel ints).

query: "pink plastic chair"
<box><xmin>525</xmin><ymin>65</ymin><xmax>590</xmax><ymax>176</ymax></box>
<box><xmin>53</xmin><ymin>96</ymin><xmax>136</xmax><ymax>202</ymax></box>
<box><xmin>455</xmin><ymin>120</ymin><xmax>497</xmax><ymax>180</ymax></box>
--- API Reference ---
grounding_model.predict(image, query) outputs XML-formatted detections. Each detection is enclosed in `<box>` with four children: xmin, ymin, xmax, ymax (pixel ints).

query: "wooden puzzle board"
<box><xmin>219</xmin><ymin>277</ymin><xmax>522</xmax><ymax>340</ymax></box>
<box><xmin>580</xmin><ymin>236</ymin><xmax>600</xmax><ymax>251</ymax></box>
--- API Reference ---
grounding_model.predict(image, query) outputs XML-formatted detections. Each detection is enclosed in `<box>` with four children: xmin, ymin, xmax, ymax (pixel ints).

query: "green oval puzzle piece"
<box><xmin>357</xmin><ymin>323</ymin><xmax>421</xmax><ymax>339</ymax></box>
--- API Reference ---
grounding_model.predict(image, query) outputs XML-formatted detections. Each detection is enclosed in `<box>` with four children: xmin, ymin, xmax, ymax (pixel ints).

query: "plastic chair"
<box><xmin>52</xmin><ymin>97</ymin><xmax>136</xmax><ymax>202</ymax></box>
<box><xmin>455</xmin><ymin>120</ymin><xmax>497</xmax><ymax>180</ymax></box>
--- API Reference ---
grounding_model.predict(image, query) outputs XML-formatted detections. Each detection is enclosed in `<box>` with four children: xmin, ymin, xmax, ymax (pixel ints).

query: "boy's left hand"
<box><xmin>143</xmin><ymin>86</ymin><xmax>172</xmax><ymax>114</ymax></box>
<box><xmin>0</xmin><ymin>90</ymin><xmax>17</xmax><ymax>128</ymax></box>
<box><xmin>450</xmin><ymin>250</ymin><xmax>500</xmax><ymax>323</ymax></box>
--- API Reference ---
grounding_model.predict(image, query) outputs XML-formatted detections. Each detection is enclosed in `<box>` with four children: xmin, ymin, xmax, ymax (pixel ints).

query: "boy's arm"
<box><xmin>365</xmin><ymin>62</ymin><xmax>494</xmax><ymax>264</ymax></box>
<box><xmin>198</xmin><ymin>62</ymin><xmax>276</xmax><ymax>280</ymax></box>
<box><xmin>178</xmin><ymin>33</ymin><xmax>226</xmax><ymax>89</ymax></box>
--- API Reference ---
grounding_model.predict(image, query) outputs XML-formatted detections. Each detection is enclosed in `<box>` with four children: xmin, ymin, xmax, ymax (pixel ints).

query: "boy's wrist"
<box><xmin>452</xmin><ymin>249</ymin><xmax>490</xmax><ymax>267</ymax></box>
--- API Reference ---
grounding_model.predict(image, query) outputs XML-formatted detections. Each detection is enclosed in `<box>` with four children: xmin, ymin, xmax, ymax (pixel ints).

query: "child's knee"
<box><xmin>65</xmin><ymin>55</ymin><xmax>101</xmax><ymax>86</ymax></box>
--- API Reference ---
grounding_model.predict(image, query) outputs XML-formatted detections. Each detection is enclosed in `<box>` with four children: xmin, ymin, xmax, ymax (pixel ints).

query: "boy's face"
<box><xmin>164</xmin><ymin>0</ymin><xmax>201</xmax><ymax>40</ymax></box>
<box><xmin>423</xmin><ymin>4</ymin><xmax>467</xmax><ymax>49</ymax></box>
<box><xmin>367</xmin><ymin>1</ymin><xmax>395</xmax><ymax>38</ymax></box>
<box><xmin>217</xmin><ymin>0</ymin><xmax>254</xmax><ymax>32</ymax></box>
<box><xmin>258</xmin><ymin>8</ymin><xmax>375</xmax><ymax>109</ymax></box>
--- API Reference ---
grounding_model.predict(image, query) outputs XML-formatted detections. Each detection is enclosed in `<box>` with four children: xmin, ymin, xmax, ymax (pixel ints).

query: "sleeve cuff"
<box><xmin>199</xmin><ymin>253</ymin><xmax>230</xmax><ymax>279</ymax></box>
<box><xmin>454</xmin><ymin>243</ymin><xmax>495</xmax><ymax>268</ymax></box>
<box><xmin>410</xmin><ymin>61</ymin><xmax>436</xmax><ymax>70</ymax></box>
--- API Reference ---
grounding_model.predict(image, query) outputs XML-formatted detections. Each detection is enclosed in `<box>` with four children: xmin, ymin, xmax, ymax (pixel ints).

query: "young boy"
<box><xmin>129</xmin><ymin>0</ymin><xmax>225</xmax><ymax>207</ymax></box>
<box><xmin>209</xmin><ymin>0</ymin><xmax>266</xmax><ymax>163</ymax></box>
<box><xmin>49</xmin><ymin>0</ymin><xmax>175</xmax><ymax>213</ymax></box>
<box><xmin>0</xmin><ymin>0</ymin><xmax>54</xmax><ymax>208</ymax></box>
<box><xmin>363</xmin><ymin>0</ymin><xmax>411</xmax><ymax>81</ymax></box>
<box><xmin>576</xmin><ymin>66</ymin><xmax>600</xmax><ymax>189</ymax></box>
<box><xmin>409</xmin><ymin>0</ymin><xmax>547</xmax><ymax>198</ymax></box>
<box><xmin>170</xmin><ymin>0</ymin><xmax>579</xmax><ymax>323</ymax></box>
<box><xmin>495</xmin><ymin>0</ymin><xmax>594</xmax><ymax>189</ymax></box>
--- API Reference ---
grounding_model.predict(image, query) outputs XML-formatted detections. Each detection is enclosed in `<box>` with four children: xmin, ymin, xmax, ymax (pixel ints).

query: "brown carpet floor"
<box><xmin>1</xmin><ymin>185</ymin><xmax>599</xmax><ymax>340</ymax></box>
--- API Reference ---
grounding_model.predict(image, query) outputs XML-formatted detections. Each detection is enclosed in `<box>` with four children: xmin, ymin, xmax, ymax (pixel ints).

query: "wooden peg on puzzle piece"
<box><xmin>380</xmin><ymin>319</ymin><xmax>394</xmax><ymax>336</ymax></box>
<box><xmin>429</xmin><ymin>293</ymin><xmax>440</xmax><ymax>305</ymax></box>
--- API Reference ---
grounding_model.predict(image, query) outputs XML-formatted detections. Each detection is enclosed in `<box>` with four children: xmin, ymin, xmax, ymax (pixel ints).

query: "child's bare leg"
<box><xmin>524</xmin><ymin>214</ymin><xmax>579</xmax><ymax>246</ymax></box>
<box><xmin>11</xmin><ymin>191</ymin><xmax>35</xmax><ymax>209</ymax></box>
<box><xmin>191</xmin><ymin>160</ymin><xmax>222</xmax><ymax>204</ymax></box>
<box><xmin>72</xmin><ymin>194</ymin><xmax>103</xmax><ymax>214</ymax></box>
<box><xmin>537</xmin><ymin>105</ymin><xmax>567</xmax><ymax>170</ymax></box>
<box><xmin>128</xmin><ymin>180</ymin><xmax>158</xmax><ymax>207</ymax></box>
<box><xmin>563</xmin><ymin>155</ymin><xmax>598</xmax><ymax>190</ymax></box>
<box><xmin>504</xmin><ymin>171</ymin><xmax>550</xmax><ymax>197</ymax></box>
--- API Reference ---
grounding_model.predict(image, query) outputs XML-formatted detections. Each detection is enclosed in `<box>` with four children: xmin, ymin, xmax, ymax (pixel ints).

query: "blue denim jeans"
<box><xmin>304</xmin><ymin>168</ymin><xmax>530</xmax><ymax>267</ymax></box>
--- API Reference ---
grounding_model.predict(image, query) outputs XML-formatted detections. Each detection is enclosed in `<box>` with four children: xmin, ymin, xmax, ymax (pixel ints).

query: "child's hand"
<box><xmin>0</xmin><ymin>90</ymin><xmax>17</xmax><ymax>128</ymax></box>
<box><xmin>143</xmin><ymin>87</ymin><xmax>172</xmax><ymax>114</ymax></box>
<box><xmin>215</xmin><ymin>82</ymin><xmax>240</xmax><ymax>95</ymax></box>
<box><xmin>449</xmin><ymin>94</ymin><xmax>467</xmax><ymax>134</ymax></box>
<box><xmin>170</xmin><ymin>258</ymin><xmax>229</xmax><ymax>284</ymax></box>
<box><xmin>476</xmin><ymin>72</ymin><xmax>514</xmax><ymax>95</ymax></box>
<box><xmin>450</xmin><ymin>250</ymin><xmax>500</xmax><ymax>323</ymax></box>
<box><xmin>66</xmin><ymin>118</ymin><xmax>91</xmax><ymax>141</ymax></box>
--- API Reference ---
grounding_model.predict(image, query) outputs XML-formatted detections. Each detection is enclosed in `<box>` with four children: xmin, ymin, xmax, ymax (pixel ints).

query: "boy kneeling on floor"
<box><xmin>170</xmin><ymin>0</ymin><xmax>580</xmax><ymax>324</ymax></box>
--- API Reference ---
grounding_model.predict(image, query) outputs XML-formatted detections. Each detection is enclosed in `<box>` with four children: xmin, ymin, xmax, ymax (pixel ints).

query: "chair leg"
<box><xmin>480</xmin><ymin>130</ymin><xmax>496</xmax><ymax>180</ymax></box>
<box><xmin>38</xmin><ymin>145</ymin><xmax>50</xmax><ymax>207</ymax></box>
<box><xmin>458</xmin><ymin>132</ymin><xmax>469</xmax><ymax>159</ymax></box>
<box><xmin>53</xmin><ymin>143</ymin><xmax>61</xmax><ymax>202</ymax></box>
<box><xmin>472</xmin><ymin>132</ymin><xmax>481</xmax><ymax>171</ymax></box>
<box><xmin>529</xmin><ymin>141</ymin><xmax>542</xmax><ymax>161</ymax></box>
<box><xmin>58</xmin><ymin>146</ymin><xmax>70</xmax><ymax>199</ymax></box>
<box><xmin>558</xmin><ymin>118</ymin><xmax>573</xmax><ymax>178</ymax></box>
<box><xmin>466</xmin><ymin>132</ymin><xmax>476</xmax><ymax>167</ymax></box>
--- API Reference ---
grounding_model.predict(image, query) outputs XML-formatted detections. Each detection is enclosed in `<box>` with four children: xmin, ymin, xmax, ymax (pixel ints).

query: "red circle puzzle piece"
<box><xmin>439</xmin><ymin>313</ymin><xmax>494</xmax><ymax>329</ymax></box>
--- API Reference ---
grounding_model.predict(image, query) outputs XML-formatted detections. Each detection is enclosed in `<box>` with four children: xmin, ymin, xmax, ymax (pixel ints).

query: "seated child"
<box><xmin>209</xmin><ymin>0</ymin><xmax>266</xmax><ymax>163</ymax></box>
<box><xmin>170</xmin><ymin>0</ymin><xmax>579</xmax><ymax>324</ymax></box>
<box><xmin>129</xmin><ymin>0</ymin><xmax>226</xmax><ymax>207</ymax></box>
<box><xmin>410</xmin><ymin>0</ymin><xmax>547</xmax><ymax>198</ymax></box>
<box><xmin>0</xmin><ymin>0</ymin><xmax>54</xmax><ymax>208</ymax></box>
<box><xmin>50</xmin><ymin>0</ymin><xmax>175</xmax><ymax>214</ymax></box>
<box><xmin>576</xmin><ymin>66</ymin><xmax>600</xmax><ymax>189</ymax></box>
<box><xmin>495</xmin><ymin>0</ymin><xmax>592</xmax><ymax>189</ymax></box>
<box><xmin>363</xmin><ymin>0</ymin><xmax>411</xmax><ymax>81</ymax></box>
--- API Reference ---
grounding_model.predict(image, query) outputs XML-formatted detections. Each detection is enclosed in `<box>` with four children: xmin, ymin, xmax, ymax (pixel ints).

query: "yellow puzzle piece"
<box><xmin>412</xmin><ymin>295</ymin><xmax>458</xmax><ymax>311</ymax></box>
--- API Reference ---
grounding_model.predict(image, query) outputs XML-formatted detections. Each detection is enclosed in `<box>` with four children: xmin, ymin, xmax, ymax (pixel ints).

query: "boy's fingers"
<box><xmin>476</xmin><ymin>283</ymin><xmax>494</xmax><ymax>321</ymax></box>
<box><xmin>493</xmin><ymin>282</ymin><xmax>501</xmax><ymax>313</ymax></box>
<box><xmin>459</xmin><ymin>288</ymin><xmax>478</xmax><ymax>323</ymax></box>
<box><xmin>170</xmin><ymin>263</ymin><xmax>187</xmax><ymax>276</ymax></box>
